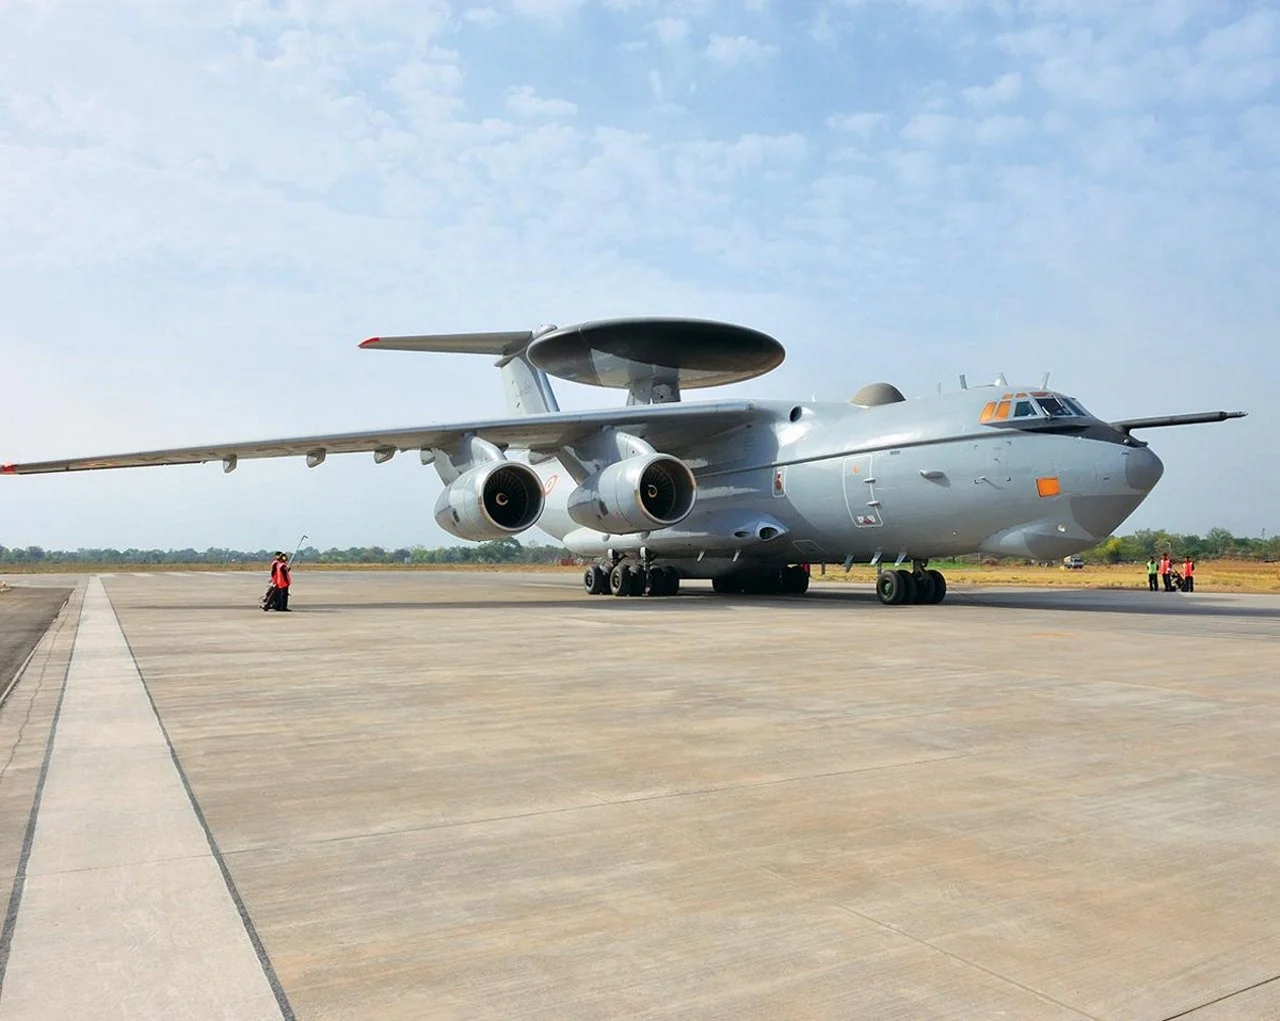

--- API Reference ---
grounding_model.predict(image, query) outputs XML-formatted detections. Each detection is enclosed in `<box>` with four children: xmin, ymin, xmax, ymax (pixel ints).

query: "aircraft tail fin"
<box><xmin>359</xmin><ymin>329</ymin><xmax>560</xmax><ymax>416</ymax></box>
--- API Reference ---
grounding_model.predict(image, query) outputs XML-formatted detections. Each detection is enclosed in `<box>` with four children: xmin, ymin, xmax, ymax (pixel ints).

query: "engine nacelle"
<box><xmin>434</xmin><ymin>461</ymin><xmax>545</xmax><ymax>541</ymax></box>
<box><xmin>566</xmin><ymin>454</ymin><xmax>696</xmax><ymax>534</ymax></box>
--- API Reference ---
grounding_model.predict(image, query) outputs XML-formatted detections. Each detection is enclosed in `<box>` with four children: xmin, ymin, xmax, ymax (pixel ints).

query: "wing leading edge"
<box><xmin>1</xmin><ymin>402</ymin><xmax>759</xmax><ymax>476</ymax></box>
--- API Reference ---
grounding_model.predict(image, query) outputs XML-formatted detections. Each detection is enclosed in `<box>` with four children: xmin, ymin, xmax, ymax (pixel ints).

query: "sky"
<box><xmin>1</xmin><ymin>0</ymin><xmax>1277</xmax><ymax>551</ymax></box>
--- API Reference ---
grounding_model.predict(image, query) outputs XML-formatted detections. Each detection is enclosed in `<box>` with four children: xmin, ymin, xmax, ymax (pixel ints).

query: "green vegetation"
<box><xmin>1076</xmin><ymin>528</ymin><xmax>1280</xmax><ymax>564</ymax></box>
<box><xmin>0</xmin><ymin>537</ymin><xmax>569</xmax><ymax>566</ymax></box>
<box><xmin>1</xmin><ymin>528</ymin><xmax>1276</xmax><ymax>568</ymax></box>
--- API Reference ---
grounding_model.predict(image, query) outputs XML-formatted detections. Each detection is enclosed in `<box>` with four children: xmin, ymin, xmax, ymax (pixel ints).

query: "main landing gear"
<box><xmin>711</xmin><ymin>564</ymin><xmax>810</xmax><ymax>596</ymax></box>
<box><xmin>583</xmin><ymin>562</ymin><xmax>681</xmax><ymax>598</ymax></box>
<box><xmin>875</xmin><ymin>562</ymin><xmax>947</xmax><ymax>606</ymax></box>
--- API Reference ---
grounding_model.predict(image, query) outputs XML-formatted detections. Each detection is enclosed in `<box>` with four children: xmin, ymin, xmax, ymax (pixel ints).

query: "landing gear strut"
<box><xmin>876</xmin><ymin>561</ymin><xmax>947</xmax><ymax>606</ymax></box>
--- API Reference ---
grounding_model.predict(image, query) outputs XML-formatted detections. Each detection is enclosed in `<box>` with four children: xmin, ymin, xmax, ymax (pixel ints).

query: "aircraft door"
<box><xmin>984</xmin><ymin>438</ymin><xmax>1015</xmax><ymax>486</ymax></box>
<box><xmin>843</xmin><ymin>455</ymin><xmax>883</xmax><ymax>528</ymax></box>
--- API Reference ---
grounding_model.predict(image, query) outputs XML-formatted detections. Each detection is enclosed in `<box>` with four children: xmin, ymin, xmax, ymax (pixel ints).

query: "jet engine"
<box><xmin>434</xmin><ymin>461</ymin><xmax>545</xmax><ymax>541</ymax></box>
<box><xmin>566</xmin><ymin>454</ymin><xmax>696</xmax><ymax>534</ymax></box>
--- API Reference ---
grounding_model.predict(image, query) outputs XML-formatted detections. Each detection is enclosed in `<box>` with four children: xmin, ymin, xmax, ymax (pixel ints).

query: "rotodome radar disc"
<box><xmin>527</xmin><ymin>318</ymin><xmax>785</xmax><ymax>391</ymax></box>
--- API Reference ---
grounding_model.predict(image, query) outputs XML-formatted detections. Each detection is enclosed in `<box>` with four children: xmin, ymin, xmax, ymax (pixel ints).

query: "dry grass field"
<box><xmin>5</xmin><ymin>559</ymin><xmax>1279</xmax><ymax>592</ymax></box>
<box><xmin>812</xmin><ymin>559</ymin><xmax>1280</xmax><ymax>593</ymax></box>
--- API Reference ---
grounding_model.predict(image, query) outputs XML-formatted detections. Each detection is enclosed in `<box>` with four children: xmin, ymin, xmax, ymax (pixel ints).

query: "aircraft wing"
<box><xmin>1</xmin><ymin>401</ymin><xmax>760</xmax><ymax>475</ymax></box>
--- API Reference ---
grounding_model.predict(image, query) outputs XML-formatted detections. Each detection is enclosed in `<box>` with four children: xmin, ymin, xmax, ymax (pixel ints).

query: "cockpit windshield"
<box><xmin>979</xmin><ymin>392</ymin><xmax>1092</xmax><ymax>425</ymax></box>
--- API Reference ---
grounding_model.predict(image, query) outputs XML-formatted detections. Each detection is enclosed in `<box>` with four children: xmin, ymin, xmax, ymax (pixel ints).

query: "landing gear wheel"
<box><xmin>896</xmin><ymin>569</ymin><xmax>917</xmax><ymax>604</ymax></box>
<box><xmin>584</xmin><ymin>565</ymin><xmax>609</xmax><ymax>595</ymax></box>
<box><xmin>662</xmin><ymin>567</ymin><xmax>680</xmax><ymax>596</ymax></box>
<box><xmin>926</xmin><ymin>569</ymin><xmax>947</xmax><ymax>604</ymax></box>
<box><xmin>780</xmin><ymin>565</ymin><xmax>810</xmax><ymax>595</ymax></box>
<box><xmin>644</xmin><ymin>567</ymin><xmax>668</xmax><ymax>597</ymax></box>
<box><xmin>876</xmin><ymin>569</ymin><xmax>912</xmax><ymax>606</ymax></box>
<box><xmin>712</xmin><ymin>575</ymin><xmax>741</xmax><ymax>595</ymax></box>
<box><xmin>609</xmin><ymin>563</ymin><xmax>633</xmax><ymax>597</ymax></box>
<box><xmin>912</xmin><ymin>571</ymin><xmax>935</xmax><ymax>605</ymax></box>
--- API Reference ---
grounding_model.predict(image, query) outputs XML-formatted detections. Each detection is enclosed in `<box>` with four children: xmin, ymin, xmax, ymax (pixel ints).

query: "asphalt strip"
<box><xmin>0</xmin><ymin>577</ymin><xmax>289</xmax><ymax>1021</ymax></box>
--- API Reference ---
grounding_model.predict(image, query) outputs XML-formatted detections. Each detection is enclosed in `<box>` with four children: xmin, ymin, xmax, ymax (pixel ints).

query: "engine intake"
<box><xmin>434</xmin><ymin>461</ymin><xmax>545</xmax><ymax>541</ymax></box>
<box><xmin>566</xmin><ymin>454</ymin><xmax>696</xmax><ymax>534</ymax></box>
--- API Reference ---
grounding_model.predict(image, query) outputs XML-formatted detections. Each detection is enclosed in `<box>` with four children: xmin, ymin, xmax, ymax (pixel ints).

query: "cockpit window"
<box><xmin>980</xmin><ymin>391</ymin><xmax>1090</xmax><ymax>425</ymax></box>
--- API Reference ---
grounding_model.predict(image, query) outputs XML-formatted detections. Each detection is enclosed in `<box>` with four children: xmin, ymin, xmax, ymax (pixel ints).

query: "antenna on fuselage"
<box><xmin>995</xmin><ymin>372</ymin><xmax>1008</xmax><ymax>386</ymax></box>
<box><xmin>1040</xmin><ymin>372</ymin><xmax>1050</xmax><ymax>389</ymax></box>
<box><xmin>959</xmin><ymin>374</ymin><xmax>967</xmax><ymax>390</ymax></box>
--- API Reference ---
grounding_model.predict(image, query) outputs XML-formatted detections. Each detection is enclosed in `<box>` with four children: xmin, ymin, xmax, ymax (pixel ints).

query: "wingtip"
<box><xmin>358</xmin><ymin>336</ymin><xmax>381</xmax><ymax>348</ymax></box>
<box><xmin>1</xmin><ymin>464</ymin><xmax>17</xmax><ymax>474</ymax></box>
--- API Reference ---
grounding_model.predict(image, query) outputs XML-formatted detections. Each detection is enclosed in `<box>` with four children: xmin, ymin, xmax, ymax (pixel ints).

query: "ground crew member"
<box><xmin>1159</xmin><ymin>552</ymin><xmax>1173</xmax><ymax>592</ymax></box>
<box><xmin>1146</xmin><ymin>556</ymin><xmax>1159</xmax><ymax>591</ymax></box>
<box><xmin>269</xmin><ymin>552</ymin><xmax>292</xmax><ymax>611</ymax></box>
<box><xmin>1182</xmin><ymin>556</ymin><xmax>1195</xmax><ymax>593</ymax></box>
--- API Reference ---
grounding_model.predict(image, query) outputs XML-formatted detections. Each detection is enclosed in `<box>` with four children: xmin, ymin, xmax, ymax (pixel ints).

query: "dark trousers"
<box><xmin>1162</xmin><ymin>572</ymin><xmax>1172</xmax><ymax>591</ymax></box>
<box><xmin>276</xmin><ymin>587</ymin><xmax>290</xmax><ymax>610</ymax></box>
<box><xmin>1148</xmin><ymin>574</ymin><xmax>1158</xmax><ymax>591</ymax></box>
<box><xmin>1183</xmin><ymin>576</ymin><xmax>1194</xmax><ymax>592</ymax></box>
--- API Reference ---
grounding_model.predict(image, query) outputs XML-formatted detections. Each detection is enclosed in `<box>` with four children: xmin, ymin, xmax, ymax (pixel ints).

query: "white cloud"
<box><xmin>826</xmin><ymin>112</ymin><xmax>883</xmax><ymax>135</ymax></box>
<box><xmin>705</xmin><ymin>34</ymin><xmax>779</xmax><ymax>65</ymax></box>
<box><xmin>963</xmin><ymin>71</ymin><xmax>1022</xmax><ymax>107</ymax></box>
<box><xmin>503</xmin><ymin>0</ymin><xmax>587</xmax><ymax>17</ymax></box>
<box><xmin>504</xmin><ymin>84</ymin><xmax>579</xmax><ymax>118</ymax></box>
<box><xmin>900</xmin><ymin>112</ymin><xmax>956</xmax><ymax>146</ymax></box>
<box><xmin>463</xmin><ymin>8</ymin><xmax>505</xmax><ymax>28</ymax></box>
<box><xmin>650</xmin><ymin>17</ymin><xmax>689</xmax><ymax>45</ymax></box>
<box><xmin>973</xmin><ymin>114</ymin><xmax>1030</xmax><ymax>144</ymax></box>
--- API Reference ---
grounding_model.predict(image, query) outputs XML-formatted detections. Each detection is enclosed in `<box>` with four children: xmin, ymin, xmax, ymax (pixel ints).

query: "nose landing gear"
<box><xmin>876</xmin><ymin>562</ymin><xmax>947</xmax><ymax>606</ymax></box>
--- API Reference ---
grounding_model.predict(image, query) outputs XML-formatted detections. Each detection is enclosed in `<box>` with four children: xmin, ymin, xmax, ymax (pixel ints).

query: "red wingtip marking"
<box><xmin>1</xmin><ymin>464</ymin><xmax>17</xmax><ymax>474</ymax></box>
<box><xmin>358</xmin><ymin>336</ymin><xmax>381</xmax><ymax>348</ymax></box>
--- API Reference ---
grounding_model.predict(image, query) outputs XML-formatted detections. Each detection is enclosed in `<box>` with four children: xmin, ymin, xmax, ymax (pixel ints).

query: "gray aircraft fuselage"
<box><xmin>534</xmin><ymin>386</ymin><xmax>1163</xmax><ymax>576</ymax></box>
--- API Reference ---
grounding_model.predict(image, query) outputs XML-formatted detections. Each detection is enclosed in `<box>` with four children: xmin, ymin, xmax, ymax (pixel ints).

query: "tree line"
<box><xmin>1</xmin><ymin>529</ymin><xmax>1277</xmax><ymax>567</ymax></box>
<box><xmin>0</xmin><ymin>537</ymin><xmax>570</xmax><ymax>566</ymax></box>
<box><xmin>1077</xmin><ymin>528</ymin><xmax>1279</xmax><ymax>565</ymax></box>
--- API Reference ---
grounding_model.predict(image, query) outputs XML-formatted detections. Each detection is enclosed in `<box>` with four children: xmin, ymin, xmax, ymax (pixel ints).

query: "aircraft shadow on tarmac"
<box><xmin>128</xmin><ymin>586</ymin><xmax>1280</xmax><ymax>619</ymax></box>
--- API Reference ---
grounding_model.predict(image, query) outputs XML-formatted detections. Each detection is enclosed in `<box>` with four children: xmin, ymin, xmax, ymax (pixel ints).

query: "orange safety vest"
<box><xmin>1183</xmin><ymin>561</ymin><xmax>1194</xmax><ymax>576</ymax></box>
<box><xmin>271</xmin><ymin>561</ymin><xmax>291</xmax><ymax>588</ymax></box>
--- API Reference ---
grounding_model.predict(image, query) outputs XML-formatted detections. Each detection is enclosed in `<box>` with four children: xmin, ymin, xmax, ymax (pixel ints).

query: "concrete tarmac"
<box><xmin>1</xmin><ymin>570</ymin><xmax>1278</xmax><ymax>1020</ymax></box>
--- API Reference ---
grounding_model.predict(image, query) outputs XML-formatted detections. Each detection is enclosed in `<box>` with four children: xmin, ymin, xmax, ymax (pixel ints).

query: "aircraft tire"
<box><xmin>584</xmin><ymin>565</ymin><xmax>609</xmax><ymax>595</ymax></box>
<box><xmin>896</xmin><ymin>569</ymin><xmax>918</xmax><ymax>604</ymax></box>
<box><xmin>712</xmin><ymin>575</ymin><xmax>740</xmax><ymax>595</ymax></box>
<box><xmin>609</xmin><ymin>563</ymin><xmax>632</xmax><ymax>596</ymax></box>
<box><xmin>876</xmin><ymin>570</ymin><xmax>908</xmax><ymax>606</ymax></box>
<box><xmin>663</xmin><ymin>567</ymin><xmax>680</xmax><ymax>596</ymax></box>
<box><xmin>912</xmin><ymin>571</ymin><xmax>935</xmax><ymax>604</ymax></box>
<box><xmin>781</xmin><ymin>565</ymin><xmax>810</xmax><ymax>595</ymax></box>
<box><xmin>627</xmin><ymin>568</ymin><xmax>647</xmax><ymax>596</ymax></box>
<box><xmin>644</xmin><ymin>567</ymin><xmax>666</xmax><ymax>597</ymax></box>
<box><xmin>926</xmin><ymin>569</ymin><xmax>947</xmax><ymax>604</ymax></box>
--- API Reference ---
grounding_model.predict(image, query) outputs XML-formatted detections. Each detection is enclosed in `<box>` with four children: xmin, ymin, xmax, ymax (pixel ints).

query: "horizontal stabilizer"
<box><xmin>359</xmin><ymin>331</ymin><xmax>534</xmax><ymax>357</ymax></box>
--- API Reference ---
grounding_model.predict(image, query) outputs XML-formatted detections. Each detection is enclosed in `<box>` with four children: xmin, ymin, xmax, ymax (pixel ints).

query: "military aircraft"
<box><xmin>2</xmin><ymin>318</ymin><xmax>1245</xmax><ymax>605</ymax></box>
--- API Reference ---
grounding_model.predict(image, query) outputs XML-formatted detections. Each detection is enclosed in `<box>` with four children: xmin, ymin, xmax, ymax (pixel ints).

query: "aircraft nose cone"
<box><xmin>1125</xmin><ymin>445</ymin><xmax>1164</xmax><ymax>492</ymax></box>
